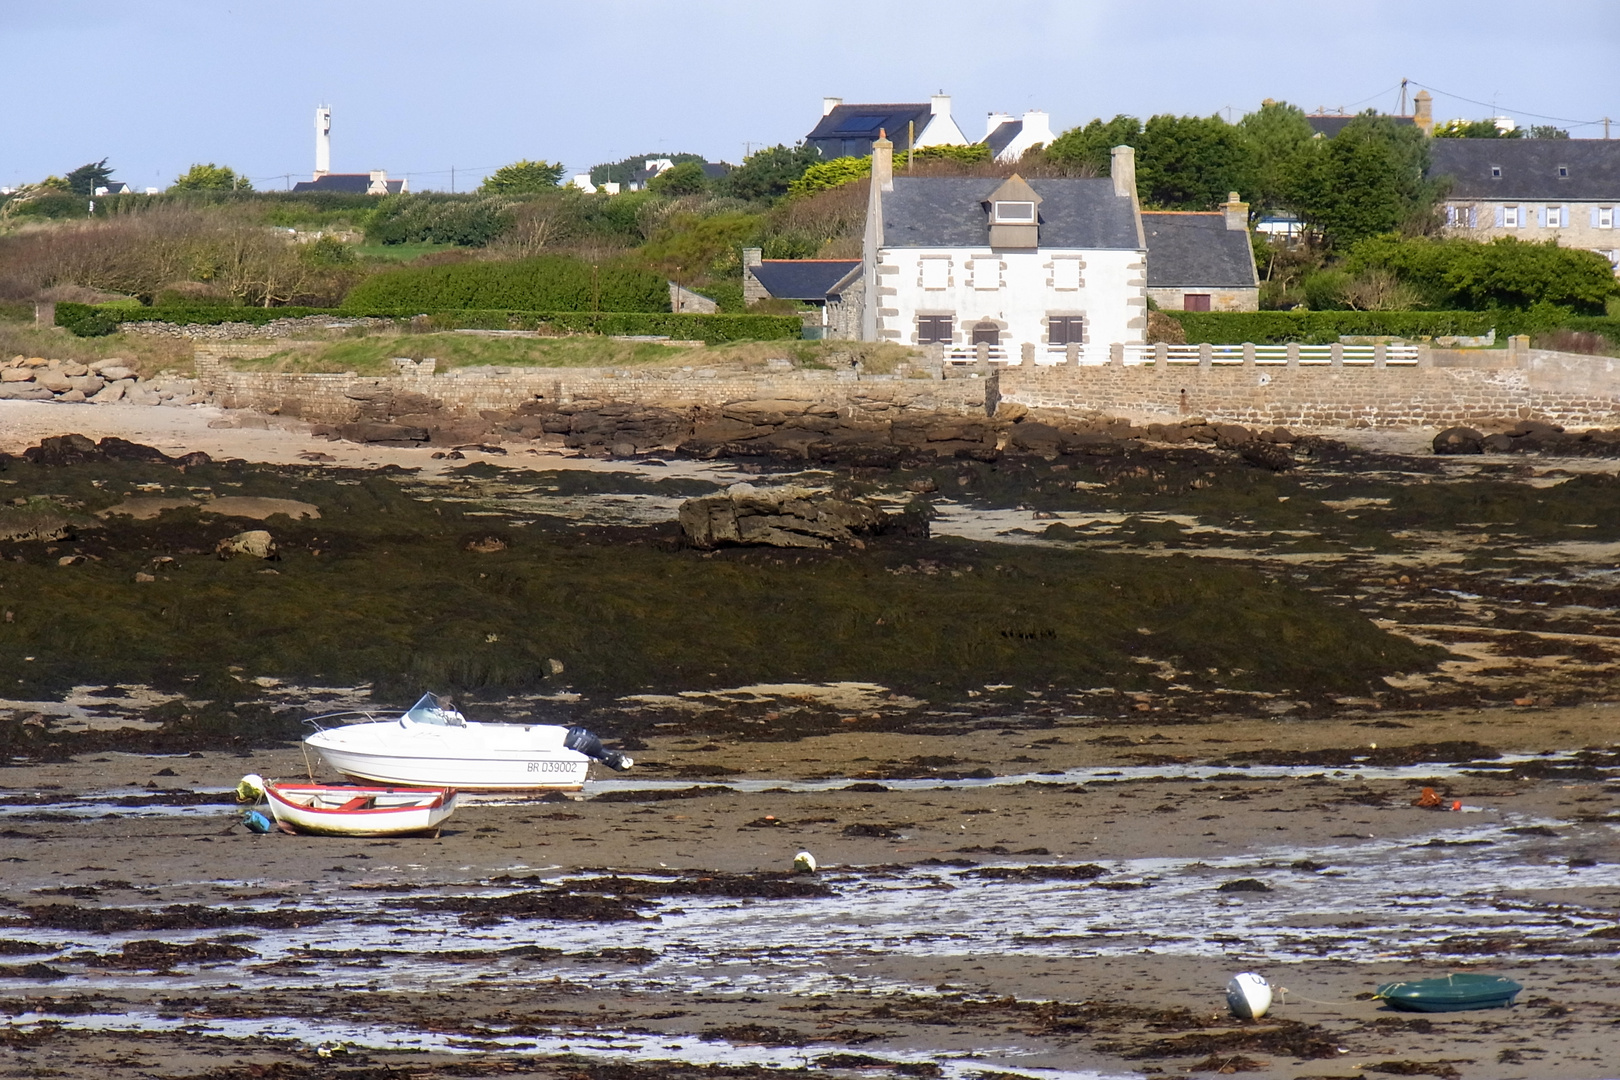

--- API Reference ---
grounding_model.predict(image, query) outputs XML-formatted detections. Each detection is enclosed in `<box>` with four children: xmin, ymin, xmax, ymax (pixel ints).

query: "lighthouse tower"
<box><xmin>314</xmin><ymin>106</ymin><xmax>332</xmax><ymax>178</ymax></box>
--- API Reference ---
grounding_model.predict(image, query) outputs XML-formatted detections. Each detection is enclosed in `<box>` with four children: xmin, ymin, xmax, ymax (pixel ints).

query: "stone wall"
<box><xmin>192</xmin><ymin>342</ymin><xmax>1620</xmax><ymax>429</ymax></box>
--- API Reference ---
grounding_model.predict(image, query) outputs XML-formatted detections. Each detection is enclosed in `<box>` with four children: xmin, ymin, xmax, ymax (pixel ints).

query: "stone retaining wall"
<box><xmin>193</xmin><ymin>343</ymin><xmax>1620</xmax><ymax>429</ymax></box>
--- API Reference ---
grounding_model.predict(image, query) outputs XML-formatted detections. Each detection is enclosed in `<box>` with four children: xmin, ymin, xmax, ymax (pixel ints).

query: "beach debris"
<box><xmin>1374</xmin><ymin>973</ymin><xmax>1523</xmax><ymax>1012</ymax></box>
<box><xmin>215</xmin><ymin>530</ymin><xmax>277</xmax><ymax>560</ymax></box>
<box><xmin>1226</xmin><ymin>972</ymin><xmax>1273</xmax><ymax>1019</ymax></box>
<box><xmin>1414</xmin><ymin>787</ymin><xmax>1443</xmax><ymax>808</ymax></box>
<box><xmin>793</xmin><ymin>851</ymin><xmax>818</xmax><ymax>873</ymax></box>
<box><xmin>241</xmin><ymin>809</ymin><xmax>274</xmax><ymax>833</ymax></box>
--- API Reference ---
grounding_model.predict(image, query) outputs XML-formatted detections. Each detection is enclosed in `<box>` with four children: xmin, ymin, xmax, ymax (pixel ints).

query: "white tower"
<box><xmin>314</xmin><ymin>105</ymin><xmax>332</xmax><ymax>177</ymax></box>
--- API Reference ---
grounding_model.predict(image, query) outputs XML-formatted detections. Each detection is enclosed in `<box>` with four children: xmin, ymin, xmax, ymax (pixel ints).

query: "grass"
<box><xmin>229</xmin><ymin>332</ymin><xmax>920</xmax><ymax>375</ymax></box>
<box><xmin>0</xmin><ymin>323</ymin><xmax>195</xmax><ymax>377</ymax></box>
<box><xmin>353</xmin><ymin>242</ymin><xmax>465</xmax><ymax>263</ymax></box>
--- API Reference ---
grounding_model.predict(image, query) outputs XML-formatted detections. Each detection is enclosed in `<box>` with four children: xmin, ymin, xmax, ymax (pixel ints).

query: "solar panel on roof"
<box><xmin>833</xmin><ymin>114</ymin><xmax>889</xmax><ymax>135</ymax></box>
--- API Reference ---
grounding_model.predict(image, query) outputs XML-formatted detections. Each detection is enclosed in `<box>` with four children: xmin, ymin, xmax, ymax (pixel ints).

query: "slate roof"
<box><xmin>879</xmin><ymin>177</ymin><xmax>1140</xmax><ymax>249</ymax></box>
<box><xmin>1429</xmin><ymin>139</ymin><xmax>1620</xmax><ymax>201</ymax></box>
<box><xmin>1306</xmin><ymin>114</ymin><xmax>1416</xmax><ymax>138</ymax></box>
<box><xmin>985</xmin><ymin>120</ymin><xmax>1023</xmax><ymax>158</ymax></box>
<box><xmin>1141</xmin><ymin>213</ymin><xmax>1258</xmax><ymax>288</ymax></box>
<box><xmin>750</xmin><ymin>260</ymin><xmax>862</xmax><ymax>301</ymax></box>
<box><xmin>807</xmin><ymin>103</ymin><xmax>933</xmax><ymax>151</ymax></box>
<box><xmin>292</xmin><ymin>174</ymin><xmax>405</xmax><ymax>194</ymax></box>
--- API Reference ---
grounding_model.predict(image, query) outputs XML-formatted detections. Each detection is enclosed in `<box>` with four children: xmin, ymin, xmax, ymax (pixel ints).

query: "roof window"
<box><xmin>1490</xmin><ymin>165</ymin><xmax>1502</xmax><ymax>178</ymax></box>
<box><xmin>992</xmin><ymin>200</ymin><xmax>1035</xmax><ymax>223</ymax></box>
<box><xmin>1558</xmin><ymin>165</ymin><xmax>1570</xmax><ymax>178</ymax></box>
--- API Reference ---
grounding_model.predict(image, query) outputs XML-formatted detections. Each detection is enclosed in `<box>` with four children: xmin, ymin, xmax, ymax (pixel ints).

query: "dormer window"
<box><xmin>1490</xmin><ymin>165</ymin><xmax>1502</xmax><ymax>178</ymax></box>
<box><xmin>993</xmin><ymin>200</ymin><xmax>1035</xmax><ymax>223</ymax></box>
<box><xmin>1557</xmin><ymin>165</ymin><xmax>1569</xmax><ymax>178</ymax></box>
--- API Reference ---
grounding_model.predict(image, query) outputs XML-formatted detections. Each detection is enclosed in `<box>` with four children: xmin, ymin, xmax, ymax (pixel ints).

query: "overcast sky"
<box><xmin>5</xmin><ymin>0</ymin><xmax>1617</xmax><ymax>192</ymax></box>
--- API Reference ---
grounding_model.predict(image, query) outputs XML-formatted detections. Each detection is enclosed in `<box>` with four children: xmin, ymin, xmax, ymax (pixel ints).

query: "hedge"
<box><xmin>54</xmin><ymin>302</ymin><xmax>800</xmax><ymax>345</ymax></box>
<box><xmin>341</xmin><ymin>254</ymin><xmax>669</xmax><ymax>313</ymax></box>
<box><xmin>1162</xmin><ymin>310</ymin><xmax>1620</xmax><ymax>345</ymax></box>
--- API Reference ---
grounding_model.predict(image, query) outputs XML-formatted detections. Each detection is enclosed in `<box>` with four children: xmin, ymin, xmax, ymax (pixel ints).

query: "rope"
<box><xmin>1275</xmin><ymin>987</ymin><xmax>1356</xmax><ymax>1008</ymax></box>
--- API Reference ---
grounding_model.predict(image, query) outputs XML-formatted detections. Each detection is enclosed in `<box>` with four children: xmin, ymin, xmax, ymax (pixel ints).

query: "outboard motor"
<box><xmin>565</xmin><ymin>726</ymin><xmax>634</xmax><ymax>771</ymax></box>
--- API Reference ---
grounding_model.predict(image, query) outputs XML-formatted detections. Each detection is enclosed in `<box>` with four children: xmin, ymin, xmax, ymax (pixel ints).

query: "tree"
<box><xmin>1046</xmin><ymin>115</ymin><xmax>1142</xmax><ymax>175</ymax></box>
<box><xmin>909</xmin><ymin>143</ymin><xmax>991</xmax><ymax>166</ymax></box>
<box><xmin>1281</xmin><ymin>113</ymin><xmax>1432</xmax><ymax>249</ymax></box>
<box><xmin>1529</xmin><ymin>125</ymin><xmax>1570</xmax><ymax>139</ymax></box>
<box><xmin>589</xmin><ymin>151</ymin><xmax>707</xmax><ymax>189</ymax></box>
<box><xmin>1135</xmin><ymin>114</ymin><xmax>1255</xmax><ymax>210</ymax></box>
<box><xmin>65</xmin><ymin>159</ymin><xmax>115</xmax><ymax>195</ymax></box>
<box><xmin>170</xmin><ymin>163</ymin><xmax>251</xmax><ymax>192</ymax></box>
<box><xmin>787</xmin><ymin>156</ymin><xmax>871</xmax><ymax>199</ymax></box>
<box><xmin>1343</xmin><ymin>234</ymin><xmax>1619</xmax><ymax>313</ymax></box>
<box><xmin>1433</xmin><ymin>119</ymin><xmax>1522</xmax><ymax>139</ymax></box>
<box><xmin>481</xmin><ymin>159</ymin><xmax>565</xmax><ymax>194</ymax></box>
<box><xmin>716</xmin><ymin>144</ymin><xmax>822</xmax><ymax>202</ymax></box>
<box><xmin>646</xmin><ymin>160</ymin><xmax>710</xmax><ymax>196</ymax></box>
<box><xmin>1238</xmin><ymin>100</ymin><xmax>1315</xmax><ymax>220</ymax></box>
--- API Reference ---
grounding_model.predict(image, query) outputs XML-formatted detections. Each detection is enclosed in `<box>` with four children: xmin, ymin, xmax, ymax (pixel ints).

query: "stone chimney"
<box><xmin>823</xmin><ymin>96</ymin><xmax>843</xmax><ymax>116</ymax></box>
<box><xmin>742</xmin><ymin>247</ymin><xmax>762</xmax><ymax>268</ymax></box>
<box><xmin>1222</xmin><ymin>191</ymin><xmax>1249</xmax><ymax>231</ymax></box>
<box><xmin>872</xmin><ymin>130</ymin><xmax>894</xmax><ymax>193</ymax></box>
<box><xmin>1110</xmin><ymin>145</ymin><xmax>1136</xmax><ymax>199</ymax></box>
<box><xmin>931</xmin><ymin>93</ymin><xmax>952</xmax><ymax>119</ymax></box>
<box><xmin>985</xmin><ymin>112</ymin><xmax>1013</xmax><ymax>140</ymax></box>
<box><xmin>1413</xmin><ymin>89</ymin><xmax>1434</xmax><ymax>136</ymax></box>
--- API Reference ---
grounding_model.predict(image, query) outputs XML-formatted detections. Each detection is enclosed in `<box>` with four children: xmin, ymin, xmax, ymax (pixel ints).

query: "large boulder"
<box><xmin>679</xmin><ymin>484</ymin><xmax>906</xmax><ymax>550</ymax></box>
<box><xmin>215</xmin><ymin>530</ymin><xmax>278</xmax><ymax>560</ymax></box>
<box><xmin>1433</xmin><ymin>426</ymin><xmax>1484</xmax><ymax>454</ymax></box>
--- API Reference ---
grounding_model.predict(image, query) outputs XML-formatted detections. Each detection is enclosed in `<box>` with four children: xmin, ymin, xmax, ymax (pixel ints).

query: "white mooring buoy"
<box><xmin>1226</xmin><ymin>972</ymin><xmax>1273</xmax><ymax>1019</ymax></box>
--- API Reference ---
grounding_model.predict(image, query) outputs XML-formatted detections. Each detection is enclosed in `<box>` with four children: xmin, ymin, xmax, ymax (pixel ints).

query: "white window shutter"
<box><xmin>1469</xmin><ymin>207</ymin><xmax>1477</xmax><ymax>229</ymax></box>
<box><xmin>1495</xmin><ymin>206</ymin><xmax>1505</xmax><ymax>227</ymax></box>
<box><xmin>1593</xmin><ymin>206</ymin><xmax>1602</xmax><ymax>227</ymax></box>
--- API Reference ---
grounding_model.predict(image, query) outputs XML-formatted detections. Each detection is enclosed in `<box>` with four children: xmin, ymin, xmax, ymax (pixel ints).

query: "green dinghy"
<box><xmin>1374</xmin><ymin>973</ymin><xmax>1523</xmax><ymax>1012</ymax></box>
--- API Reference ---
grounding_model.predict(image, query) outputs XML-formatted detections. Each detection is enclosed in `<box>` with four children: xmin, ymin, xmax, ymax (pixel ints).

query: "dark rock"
<box><xmin>1212</xmin><ymin>423</ymin><xmax>1254</xmax><ymax>449</ymax></box>
<box><xmin>97</xmin><ymin>437</ymin><xmax>172</xmax><ymax>464</ymax></box>
<box><xmin>337</xmin><ymin>422</ymin><xmax>429</xmax><ymax>444</ymax></box>
<box><xmin>1481</xmin><ymin>432</ymin><xmax>1516</xmax><ymax>453</ymax></box>
<box><xmin>678</xmin><ymin>484</ymin><xmax>901</xmax><ymax>550</ymax></box>
<box><xmin>1433</xmin><ymin>426</ymin><xmax>1484</xmax><ymax>454</ymax></box>
<box><xmin>21</xmin><ymin>434</ymin><xmax>103</xmax><ymax>465</ymax></box>
<box><xmin>1240</xmin><ymin>442</ymin><xmax>1295</xmax><ymax>471</ymax></box>
<box><xmin>1217</xmin><ymin>878</ymin><xmax>1273</xmax><ymax>893</ymax></box>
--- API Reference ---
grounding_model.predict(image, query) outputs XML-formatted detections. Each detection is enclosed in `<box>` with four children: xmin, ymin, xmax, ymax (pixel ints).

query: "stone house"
<box><xmin>858</xmin><ymin>135</ymin><xmax>1147</xmax><ymax>359</ymax></box>
<box><xmin>806</xmin><ymin>95</ymin><xmax>969</xmax><ymax>159</ymax></box>
<box><xmin>1141</xmin><ymin>195</ymin><xmax>1260</xmax><ymax>311</ymax></box>
<box><xmin>742</xmin><ymin>253</ymin><xmax>864</xmax><ymax>339</ymax></box>
<box><xmin>982</xmin><ymin>110</ymin><xmax>1057</xmax><ymax>163</ymax></box>
<box><xmin>1432</xmin><ymin>139</ymin><xmax>1620</xmax><ymax>274</ymax></box>
<box><xmin>293</xmin><ymin>170</ymin><xmax>407</xmax><ymax>195</ymax></box>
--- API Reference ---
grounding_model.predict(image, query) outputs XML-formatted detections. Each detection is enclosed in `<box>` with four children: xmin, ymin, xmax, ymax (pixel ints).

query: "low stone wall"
<box><xmin>192</xmin><ymin>343</ymin><xmax>1620</xmax><ymax>430</ymax></box>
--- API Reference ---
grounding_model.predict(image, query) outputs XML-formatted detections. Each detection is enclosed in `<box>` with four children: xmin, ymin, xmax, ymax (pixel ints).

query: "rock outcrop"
<box><xmin>0</xmin><ymin>355</ymin><xmax>201</xmax><ymax>407</ymax></box>
<box><xmin>678</xmin><ymin>484</ymin><xmax>919</xmax><ymax>550</ymax></box>
<box><xmin>20</xmin><ymin>435</ymin><xmax>211</xmax><ymax>468</ymax></box>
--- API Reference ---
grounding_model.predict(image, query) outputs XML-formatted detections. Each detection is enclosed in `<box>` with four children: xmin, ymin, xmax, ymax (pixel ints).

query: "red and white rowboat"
<box><xmin>263</xmin><ymin>781</ymin><xmax>457</xmax><ymax>837</ymax></box>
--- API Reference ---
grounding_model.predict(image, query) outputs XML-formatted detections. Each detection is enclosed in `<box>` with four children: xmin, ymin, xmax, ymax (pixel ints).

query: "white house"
<box><xmin>806</xmin><ymin>95</ymin><xmax>969</xmax><ymax>159</ymax></box>
<box><xmin>1433</xmin><ymin>139</ymin><xmax>1620</xmax><ymax>274</ymax></box>
<box><xmin>983</xmin><ymin>110</ymin><xmax>1056</xmax><ymax>163</ymax></box>
<box><xmin>859</xmin><ymin>135</ymin><xmax>1147</xmax><ymax>359</ymax></box>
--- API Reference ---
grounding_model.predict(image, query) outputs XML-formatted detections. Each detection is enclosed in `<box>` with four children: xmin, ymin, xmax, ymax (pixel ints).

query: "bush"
<box><xmin>341</xmin><ymin>254</ymin><xmax>669</xmax><ymax>312</ymax></box>
<box><xmin>788</xmin><ymin>156</ymin><xmax>871</xmax><ymax>199</ymax></box>
<box><xmin>54</xmin><ymin>302</ymin><xmax>800</xmax><ymax>344</ymax></box>
<box><xmin>363</xmin><ymin>194</ymin><xmax>513</xmax><ymax>247</ymax></box>
<box><xmin>1344</xmin><ymin>235</ymin><xmax>1619</xmax><ymax>315</ymax></box>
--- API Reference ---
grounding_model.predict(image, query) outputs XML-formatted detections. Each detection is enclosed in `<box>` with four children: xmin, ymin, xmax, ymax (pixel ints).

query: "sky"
<box><xmin>4</xmin><ymin>0</ymin><xmax>1618</xmax><ymax>193</ymax></box>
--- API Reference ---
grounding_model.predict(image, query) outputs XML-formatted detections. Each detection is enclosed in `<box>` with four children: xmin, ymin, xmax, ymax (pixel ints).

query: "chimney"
<box><xmin>1222</xmin><ymin>191</ymin><xmax>1249</xmax><ymax>231</ymax></box>
<box><xmin>985</xmin><ymin>112</ymin><xmax>1013</xmax><ymax>140</ymax></box>
<box><xmin>1110</xmin><ymin>145</ymin><xmax>1136</xmax><ymax>199</ymax></box>
<box><xmin>823</xmin><ymin>96</ymin><xmax>843</xmax><ymax>117</ymax></box>
<box><xmin>872</xmin><ymin>129</ymin><xmax>894</xmax><ymax>193</ymax></box>
<box><xmin>1021</xmin><ymin>110</ymin><xmax>1054</xmax><ymax>148</ymax></box>
<box><xmin>1413</xmin><ymin>90</ymin><xmax>1434</xmax><ymax>136</ymax></box>
<box><xmin>742</xmin><ymin>247</ymin><xmax>762</xmax><ymax>268</ymax></box>
<box><xmin>931</xmin><ymin>93</ymin><xmax>951</xmax><ymax>118</ymax></box>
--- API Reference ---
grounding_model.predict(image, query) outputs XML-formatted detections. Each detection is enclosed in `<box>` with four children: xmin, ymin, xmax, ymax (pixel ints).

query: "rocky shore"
<box><xmin>0</xmin><ymin>354</ymin><xmax>200</xmax><ymax>407</ymax></box>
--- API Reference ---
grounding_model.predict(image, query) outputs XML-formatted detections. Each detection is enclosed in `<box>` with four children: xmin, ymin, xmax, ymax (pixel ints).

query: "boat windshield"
<box><xmin>404</xmin><ymin>692</ymin><xmax>466</xmax><ymax>727</ymax></box>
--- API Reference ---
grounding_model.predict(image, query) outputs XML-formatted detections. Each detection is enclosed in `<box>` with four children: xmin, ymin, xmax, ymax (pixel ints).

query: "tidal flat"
<box><xmin>4</xmin><ymin>413</ymin><xmax>1620</xmax><ymax>1078</ymax></box>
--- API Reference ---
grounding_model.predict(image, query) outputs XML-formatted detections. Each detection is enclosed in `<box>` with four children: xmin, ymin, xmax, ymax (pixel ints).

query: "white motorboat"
<box><xmin>302</xmin><ymin>693</ymin><xmax>633</xmax><ymax>792</ymax></box>
<box><xmin>260</xmin><ymin>779</ymin><xmax>458</xmax><ymax>837</ymax></box>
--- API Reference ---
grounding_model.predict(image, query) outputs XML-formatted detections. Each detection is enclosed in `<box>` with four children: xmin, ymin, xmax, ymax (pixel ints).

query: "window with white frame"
<box><xmin>1051</xmin><ymin>258</ymin><xmax>1082</xmax><ymax>290</ymax></box>
<box><xmin>1600</xmin><ymin>207</ymin><xmax>1615</xmax><ymax>229</ymax></box>
<box><xmin>1447</xmin><ymin>205</ymin><xmax>1476</xmax><ymax>228</ymax></box>
<box><xmin>1503</xmin><ymin>205</ymin><xmax>1519</xmax><ymax>228</ymax></box>
<box><xmin>920</xmin><ymin>258</ymin><xmax>949</xmax><ymax>290</ymax></box>
<box><xmin>992</xmin><ymin>201</ymin><xmax>1035</xmax><ymax>223</ymax></box>
<box><xmin>1546</xmin><ymin>205</ymin><xmax>1564</xmax><ymax>228</ymax></box>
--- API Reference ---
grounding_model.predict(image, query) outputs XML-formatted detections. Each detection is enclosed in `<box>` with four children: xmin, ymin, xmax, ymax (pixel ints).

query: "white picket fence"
<box><xmin>942</xmin><ymin>341</ymin><xmax>1421</xmax><ymax>367</ymax></box>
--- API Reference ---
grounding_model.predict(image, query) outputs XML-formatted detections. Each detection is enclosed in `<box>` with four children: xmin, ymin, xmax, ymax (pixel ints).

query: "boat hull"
<box><xmin>305</xmin><ymin>720</ymin><xmax>595</xmax><ymax>791</ymax></box>
<box><xmin>1375</xmin><ymin>974</ymin><xmax>1523</xmax><ymax>1012</ymax></box>
<box><xmin>264</xmin><ymin>782</ymin><xmax>457</xmax><ymax>837</ymax></box>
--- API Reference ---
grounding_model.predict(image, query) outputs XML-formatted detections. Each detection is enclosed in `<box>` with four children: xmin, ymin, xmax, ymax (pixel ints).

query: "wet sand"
<box><xmin>5</xmin><ymin>707</ymin><xmax>1620</xmax><ymax>1080</ymax></box>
